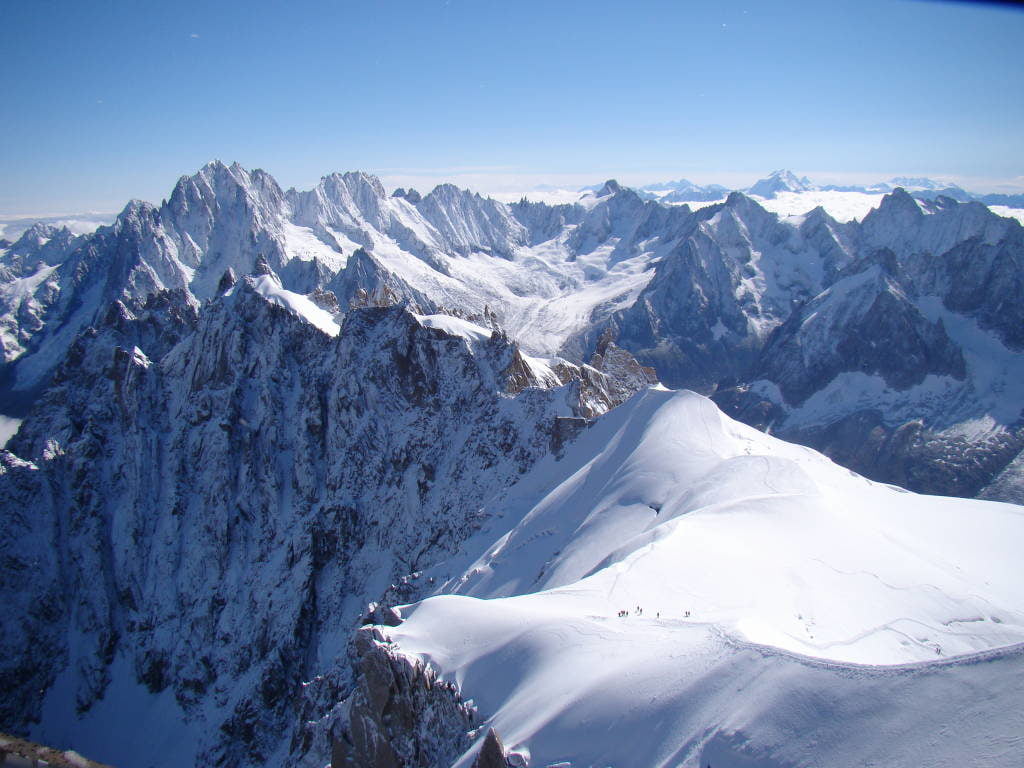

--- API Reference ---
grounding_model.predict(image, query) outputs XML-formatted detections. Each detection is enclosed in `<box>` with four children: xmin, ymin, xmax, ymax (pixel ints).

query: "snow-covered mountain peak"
<box><xmin>801</xmin><ymin>203</ymin><xmax>833</xmax><ymax>223</ymax></box>
<box><xmin>861</xmin><ymin>186</ymin><xmax>1021</xmax><ymax>257</ymax></box>
<box><xmin>112</xmin><ymin>198</ymin><xmax>160</xmax><ymax>230</ymax></box>
<box><xmin>747</xmin><ymin>169</ymin><xmax>814</xmax><ymax>198</ymax></box>
<box><xmin>318</xmin><ymin>170</ymin><xmax>388</xmax><ymax>202</ymax></box>
<box><xmin>422</xmin><ymin>182</ymin><xmax>476</xmax><ymax>202</ymax></box>
<box><xmin>712</xmin><ymin>190</ymin><xmax>782</xmax><ymax>234</ymax></box>
<box><xmin>888</xmin><ymin>176</ymin><xmax>948</xmax><ymax>191</ymax></box>
<box><xmin>168</xmin><ymin>159</ymin><xmax>287</xmax><ymax>218</ymax></box>
<box><xmin>10</xmin><ymin>222</ymin><xmax>60</xmax><ymax>249</ymax></box>
<box><xmin>1</xmin><ymin>223</ymin><xmax>78</xmax><ymax>275</ymax></box>
<box><xmin>721</xmin><ymin>188</ymin><xmax>762</xmax><ymax>210</ymax></box>
<box><xmin>875</xmin><ymin>185</ymin><xmax>921</xmax><ymax>211</ymax></box>
<box><xmin>575</xmin><ymin>180</ymin><xmax>628</xmax><ymax>210</ymax></box>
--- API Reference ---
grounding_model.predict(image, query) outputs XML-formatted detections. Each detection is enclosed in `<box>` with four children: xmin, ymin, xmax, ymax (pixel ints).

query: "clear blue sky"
<box><xmin>1</xmin><ymin>0</ymin><xmax>1022</xmax><ymax>213</ymax></box>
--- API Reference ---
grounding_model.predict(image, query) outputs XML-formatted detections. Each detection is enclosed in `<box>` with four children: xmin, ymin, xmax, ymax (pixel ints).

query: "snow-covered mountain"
<box><xmin>2</xmin><ymin>161</ymin><xmax>1024</xmax><ymax>767</ymax></box>
<box><xmin>3</xmin><ymin>161</ymin><xmax>1023</xmax><ymax>501</ymax></box>
<box><xmin>0</xmin><ymin>213</ymin><xmax>114</xmax><ymax>243</ymax></box>
<box><xmin>636</xmin><ymin>171</ymin><xmax>1024</xmax><ymax>215</ymax></box>
<box><xmin>351</xmin><ymin>387</ymin><xmax>1024</xmax><ymax>768</ymax></box>
<box><xmin>0</xmin><ymin>271</ymin><xmax>655</xmax><ymax>766</ymax></box>
<box><xmin>745</xmin><ymin>169</ymin><xmax>814</xmax><ymax>198</ymax></box>
<box><xmin>639</xmin><ymin>178</ymin><xmax>730</xmax><ymax>203</ymax></box>
<box><xmin>0</xmin><ymin>163</ymin><xmax>662</xmax><ymax>400</ymax></box>
<box><xmin>716</xmin><ymin>190</ymin><xmax>1024</xmax><ymax>498</ymax></box>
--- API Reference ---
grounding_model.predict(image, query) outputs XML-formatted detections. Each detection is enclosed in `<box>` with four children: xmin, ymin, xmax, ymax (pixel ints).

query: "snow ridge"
<box><xmin>364</xmin><ymin>388</ymin><xmax>1024</xmax><ymax>768</ymax></box>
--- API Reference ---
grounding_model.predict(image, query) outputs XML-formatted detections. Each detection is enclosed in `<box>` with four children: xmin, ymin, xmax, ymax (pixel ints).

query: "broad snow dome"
<box><xmin>400</xmin><ymin>389</ymin><xmax>1024</xmax><ymax>666</ymax></box>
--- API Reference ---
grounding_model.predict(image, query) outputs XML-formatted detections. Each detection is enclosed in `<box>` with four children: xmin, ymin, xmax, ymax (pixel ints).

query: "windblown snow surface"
<box><xmin>383</xmin><ymin>388</ymin><xmax>1024</xmax><ymax>768</ymax></box>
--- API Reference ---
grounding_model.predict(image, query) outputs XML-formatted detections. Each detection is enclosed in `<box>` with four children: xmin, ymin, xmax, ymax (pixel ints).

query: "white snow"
<box><xmin>785</xmin><ymin>370</ymin><xmax>965</xmax><ymax>430</ymax></box>
<box><xmin>519</xmin><ymin>354</ymin><xmax>565</xmax><ymax>388</ymax></box>
<box><xmin>0</xmin><ymin>263</ymin><xmax>58</xmax><ymax>301</ymax></box>
<box><xmin>698</xmin><ymin>205</ymin><xmax>828</xmax><ymax>337</ymax></box>
<box><xmin>130</xmin><ymin>345</ymin><xmax>151</xmax><ymax>368</ymax></box>
<box><xmin>749</xmin><ymin>190</ymin><xmax>1023</xmax><ymax>227</ymax></box>
<box><xmin>414</xmin><ymin>313</ymin><xmax>493</xmax><ymax>344</ymax></box>
<box><xmin>0</xmin><ymin>263</ymin><xmax>60</xmax><ymax>361</ymax></box>
<box><xmin>249</xmin><ymin>274</ymin><xmax>340</xmax><ymax>337</ymax></box>
<box><xmin>575</xmin><ymin>188</ymin><xmax>616</xmax><ymax>211</ymax></box>
<box><xmin>0</xmin><ymin>414</ymin><xmax>21</xmax><ymax>446</ymax></box>
<box><xmin>368</xmin><ymin>216</ymin><xmax>656</xmax><ymax>358</ymax></box>
<box><xmin>280</xmin><ymin>221</ymin><xmax>348</xmax><ymax>271</ymax></box>
<box><xmin>380</xmin><ymin>388</ymin><xmax>1024</xmax><ymax>768</ymax></box>
<box><xmin>661</xmin><ymin>197</ymin><xmax>726</xmax><ymax>211</ymax></box>
<box><xmin>0</xmin><ymin>213</ymin><xmax>114</xmax><ymax>241</ymax></box>
<box><xmin>916</xmin><ymin>295</ymin><xmax>1024</xmax><ymax>425</ymax></box>
<box><xmin>988</xmin><ymin>205</ymin><xmax>1024</xmax><ymax>225</ymax></box>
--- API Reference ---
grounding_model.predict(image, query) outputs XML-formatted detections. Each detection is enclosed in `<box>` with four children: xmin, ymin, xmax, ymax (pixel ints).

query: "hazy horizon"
<box><xmin>3</xmin><ymin>162</ymin><xmax>1024</xmax><ymax>223</ymax></box>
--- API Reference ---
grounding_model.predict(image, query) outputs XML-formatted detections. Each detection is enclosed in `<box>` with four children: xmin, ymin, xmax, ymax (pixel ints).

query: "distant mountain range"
<box><xmin>610</xmin><ymin>169</ymin><xmax>1024</xmax><ymax>207</ymax></box>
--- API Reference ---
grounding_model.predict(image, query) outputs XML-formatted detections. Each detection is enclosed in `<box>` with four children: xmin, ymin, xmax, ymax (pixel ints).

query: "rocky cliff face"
<box><xmin>324</xmin><ymin>624</ymin><xmax>524</xmax><ymax>768</ymax></box>
<box><xmin>713</xmin><ymin>192</ymin><xmax>1024</xmax><ymax>497</ymax></box>
<box><xmin>608</xmin><ymin>192</ymin><xmax>853</xmax><ymax>390</ymax></box>
<box><xmin>327</xmin><ymin>626</ymin><xmax>475</xmax><ymax>768</ymax></box>
<box><xmin>0</xmin><ymin>271</ymin><xmax>657</xmax><ymax>766</ymax></box>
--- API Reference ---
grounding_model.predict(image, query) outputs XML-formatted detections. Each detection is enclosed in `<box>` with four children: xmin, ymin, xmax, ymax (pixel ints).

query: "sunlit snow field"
<box><xmin>382</xmin><ymin>388</ymin><xmax>1024</xmax><ymax>768</ymax></box>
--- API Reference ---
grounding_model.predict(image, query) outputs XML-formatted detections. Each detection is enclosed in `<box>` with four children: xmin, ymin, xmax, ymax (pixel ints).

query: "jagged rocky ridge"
<box><xmin>0</xmin><ymin>265</ymin><xmax>655</xmax><ymax>766</ymax></box>
<box><xmin>2</xmin><ymin>163</ymin><xmax>1022</xmax><ymax>500</ymax></box>
<box><xmin>326</xmin><ymin>625</ymin><xmax>476</xmax><ymax>768</ymax></box>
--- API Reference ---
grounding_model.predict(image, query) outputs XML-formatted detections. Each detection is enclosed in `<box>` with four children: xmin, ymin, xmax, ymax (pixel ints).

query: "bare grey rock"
<box><xmin>471</xmin><ymin>728</ymin><xmax>507</xmax><ymax>768</ymax></box>
<box><xmin>330</xmin><ymin>628</ymin><xmax>474</xmax><ymax>768</ymax></box>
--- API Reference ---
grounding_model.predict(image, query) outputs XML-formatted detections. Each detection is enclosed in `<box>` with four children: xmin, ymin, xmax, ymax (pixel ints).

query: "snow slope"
<box><xmin>248</xmin><ymin>274</ymin><xmax>340</xmax><ymax>336</ymax></box>
<box><xmin>988</xmin><ymin>205</ymin><xmax>1024</xmax><ymax>225</ymax></box>
<box><xmin>381</xmin><ymin>388</ymin><xmax>1024</xmax><ymax>767</ymax></box>
<box><xmin>0</xmin><ymin>414</ymin><xmax>20</xmax><ymax>446</ymax></box>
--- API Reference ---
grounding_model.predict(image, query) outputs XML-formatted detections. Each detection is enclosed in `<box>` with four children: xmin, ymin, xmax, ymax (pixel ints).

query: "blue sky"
<box><xmin>1</xmin><ymin>0</ymin><xmax>1022</xmax><ymax>213</ymax></box>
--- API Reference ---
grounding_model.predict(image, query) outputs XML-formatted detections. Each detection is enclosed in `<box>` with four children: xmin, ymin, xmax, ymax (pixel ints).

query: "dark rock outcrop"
<box><xmin>471</xmin><ymin>728</ymin><xmax>507</xmax><ymax>768</ymax></box>
<box><xmin>330</xmin><ymin>628</ymin><xmax>474</xmax><ymax>768</ymax></box>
